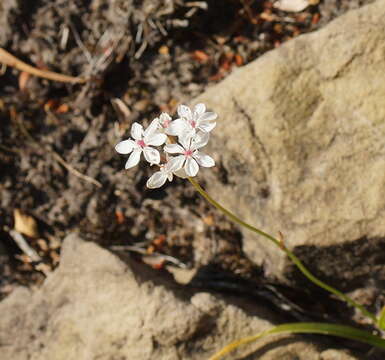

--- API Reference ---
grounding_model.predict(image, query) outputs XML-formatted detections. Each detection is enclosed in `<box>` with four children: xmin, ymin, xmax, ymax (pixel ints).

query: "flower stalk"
<box><xmin>188</xmin><ymin>177</ymin><xmax>378</xmax><ymax>325</ymax></box>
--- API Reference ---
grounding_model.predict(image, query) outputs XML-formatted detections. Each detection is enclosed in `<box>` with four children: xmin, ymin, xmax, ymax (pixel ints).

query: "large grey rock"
<box><xmin>0</xmin><ymin>234</ymin><xmax>360</xmax><ymax>359</ymax></box>
<box><xmin>196</xmin><ymin>0</ymin><xmax>385</xmax><ymax>279</ymax></box>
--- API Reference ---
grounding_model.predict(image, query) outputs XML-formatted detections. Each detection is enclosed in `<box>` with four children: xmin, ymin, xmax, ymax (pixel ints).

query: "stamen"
<box><xmin>137</xmin><ymin>139</ymin><xmax>146</xmax><ymax>148</ymax></box>
<box><xmin>184</xmin><ymin>149</ymin><xmax>193</xmax><ymax>157</ymax></box>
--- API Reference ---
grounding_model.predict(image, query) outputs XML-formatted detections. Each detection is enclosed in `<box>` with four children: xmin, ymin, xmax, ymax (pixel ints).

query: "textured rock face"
<box><xmin>196</xmin><ymin>0</ymin><xmax>385</xmax><ymax>278</ymax></box>
<box><xmin>0</xmin><ymin>234</ymin><xmax>360</xmax><ymax>360</ymax></box>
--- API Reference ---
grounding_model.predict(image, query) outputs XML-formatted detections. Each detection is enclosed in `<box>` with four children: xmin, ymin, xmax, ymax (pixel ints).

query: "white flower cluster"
<box><xmin>115</xmin><ymin>103</ymin><xmax>217</xmax><ymax>188</ymax></box>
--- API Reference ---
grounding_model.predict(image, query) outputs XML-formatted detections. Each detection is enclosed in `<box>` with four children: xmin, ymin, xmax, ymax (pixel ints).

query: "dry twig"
<box><xmin>13</xmin><ymin>109</ymin><xmax>102</xmax><ymax>188</ymax></box>
<box><xmin>0</xmin><ymin>48</ymin><xmax>86</xmax><ymax>84</ymax></box>
<box><xmin>9</xmin><ymin>229</ymin><xmax>41</xmax><ymax>262</ymax></box>
<box><xmin>110</xmin><ymin>245</ymin><xmax>188</xmax><ymax>268</ymax></box>
<box><xmin>51</xmin><ymin>151</ymin><xmax>102</xmax><ymax>188</ymax></box>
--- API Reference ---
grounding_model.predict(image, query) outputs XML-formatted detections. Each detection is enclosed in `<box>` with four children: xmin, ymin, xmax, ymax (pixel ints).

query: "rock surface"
<box><xmin>0</xmin><ymin>234</ymin><xmax>360</xmax><ymax>360</ymax></box>
<box><xmin>196</xmin><ymin>0</ymin><xmax>385</xmax><ymax>279</ymax></box>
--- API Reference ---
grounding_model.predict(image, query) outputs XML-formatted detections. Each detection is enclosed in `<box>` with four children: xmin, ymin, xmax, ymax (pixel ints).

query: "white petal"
<box><xmin>143</xmin><ymin>147</ymin><xmax>160</xmax><ymax>164</ymax></box>
<box><xmin>125</xmin><ymin>149</ymin><xmax>142</xmax><ymax>169</ymax></box>
<box><xmin>145</xmin><ymin>133</ymin><xmax>167</xmax><ymax>146</ymax></box>
<box><xmin>166</xmin><ymin>118</ymin><xmax>190</xmax><ymax>136</ymax></box>
<box><xmin>167</xmin><ymin>155</ymin><xmax>185</xmax><ymax>172</ymax></box>
<box><xmin>159</xmin><ymin>113</ymin><xmax>172</xmax><ymax>127</ymax></box>
<box><xmin>185</xmin><ymin>157</ymin><xmax>199</xmax><ymax>177</ymax></box>
<box><xmin>131</xmin><ymin>123</ymin><xmax>143</xmax><ymax>140</ymax></box>
<box><xmin>194</xmin><ymin>103</ymin><xmax>206</xmax><ymax>115</ymax></box>
<box><xmin>177</xmin><ymin>104</ymin><xmax>192</xmax><ymax>120</ymax></box>
<box><xmin>146</xmin><ymin>171</ymin><xmax>168</xmax><ymax>189</ymax></box>
<box><xmin>178</xmin><ymin>131</ymin><xmax>193</xmax><ymax>150</ymax></box>
<box><xmin>199</xmin><ymin>112</ymin><xmax>217</xmax><ymax>122</ymax></box>
<box><xmin>115</xmin><ymin>139</ymin><xmax>135</xmax><ymax>154</ymax></box>
<box><xmin>193</xmin><ymin>151</ymin><xmax>215</xmax><ymax>167</ymax></box>
<box><xmin>191</xmin><ymin>131</ymin><xmax>209</xmax><ymax>150</ymax></box>
<box><xmin>164</xmin><ymin>143</ymin><xmax>184</xmax><ymax>154</ymax></box>
<box><xmin>144</xmin><ymin>118</ymin><xmax>159</xmax><ymax>137</ymax></box>
<box><xmin>198</xmin><ymin>121</ymin><xmax>216</xmax><ymax>133</ymax></box>
<box><xmin>174</xmin><ymin>168</ymin><xmax>188</xmax><ymax>179</ymax></box>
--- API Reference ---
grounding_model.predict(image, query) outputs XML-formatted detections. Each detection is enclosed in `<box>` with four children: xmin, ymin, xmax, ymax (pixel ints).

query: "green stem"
<box><xmin>285</xmin><ymin>251</ymin><xmax>377</xmax><ymax>324</ymax></box>
<box><xmin>188</xmin><ymin>177</ymin><xmax>378</xmax><ymax>325</ymax></box>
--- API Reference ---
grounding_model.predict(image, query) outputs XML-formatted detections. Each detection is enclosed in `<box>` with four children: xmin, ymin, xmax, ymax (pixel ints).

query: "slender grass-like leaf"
<box><xmin>208</xmin><ymin>322</ymin><xmax>385</xmax><ymax>360</ymax></box>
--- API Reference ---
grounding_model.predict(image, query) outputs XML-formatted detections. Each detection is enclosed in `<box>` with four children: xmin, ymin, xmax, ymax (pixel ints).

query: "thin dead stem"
<box><xmin>0</xmin><ymin>48</ymin><xmax>86</xmax><ymax>83</ymax></box>
<box><xmin>13</xmin><ymin>109</ymin><xmax>102</xmax><ymax>188</ymax></box>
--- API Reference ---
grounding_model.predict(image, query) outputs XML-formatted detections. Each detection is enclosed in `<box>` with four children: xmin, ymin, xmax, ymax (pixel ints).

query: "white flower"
<box><xmin>164</xmin><ymin>131</ymin><xmax>215</xmax><ymax>177</ymax></box>
<box><xmin>154</xmin><ymin>112</ymin><xmax>173</xmax><ymax>134</ymax></box>
<box><xmin>168</xmin><ymin>103</ymin><xmax>217</xmax><ymax>136</ymax></box>
<box><xmin>115</xmin><ymin>119</ymin><xmax>167</xmax><ymax>169</ymax></box>
<box><xmin>146</xmin><ymin>157</ymin><xmax>182</xmax><ymax>189</ymax></box>
<box><xmin>154</xmin><ymin>112</ymin><xmax>190</xmax><ymax>137</ymax></box>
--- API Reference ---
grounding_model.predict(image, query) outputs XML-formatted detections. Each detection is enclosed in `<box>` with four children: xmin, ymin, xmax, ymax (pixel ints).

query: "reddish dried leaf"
<box><xmin>219</xmin><ymin>53</ymin><xmax>234</xmax><ymax>72</ymax></box>
<box><xmin>192</xmin><ymin>50</ymin><xmax>210</xmax><ymax>63</ymax></box>
<box><xmin>221</xmin><ymin>60</ymin><xmax>232</xmax><ymax>71</ymax></box>
<box><xmin>209</xmin><ymin>72</ymin><xmax>225</xmax><ymax>82</ymax></box>
<box><xmin>312</xmin><ymin>13</ymin><xmax>320</xmax><ymax>25</ymax></box>
<box><xmin>55</xmin><ymin>103</ymin><xmax>69</xmax><ymax>114</ymax></box>
<box><xmin>115</xmin><ymin>210</ymin><xmax>125</xmax><ymax>224</ymax></box>
<box><xmin>152</xmin><ymin>261</ymin><xmax>164</xmax><ymax>270</ymax></box>
<box><xmin>235</xmin><ymin>54</ymin><xmax>244</xmax><ymax>67</ymax></box>
<box><xmin>44</xmin><ymin>99</ymin><xmax>59</xmax><ymax>113</ymax></box>
<box><xmin>153</xmin><ymin>234</ymin><xmax>166</xmax><ymax>248</ymax></box>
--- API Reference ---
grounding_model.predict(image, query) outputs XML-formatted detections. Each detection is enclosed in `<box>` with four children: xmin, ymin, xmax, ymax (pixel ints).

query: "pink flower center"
<box><xmin>184</xmin><ymin>149</ymin><xmax>193</xmax><ymax>157</ymax></box>
<box><xmin>191</xmin><ymin>120</ymin><xmax>196</xmax><ymax>128</ymax></box>
<box><xmin>137</xmin><ymin>139</ymin><xmax>146</xmax><ymax>148</ymax></box>
<box><xmin>162</xmin><ymin>119</ymin><xmax>170</xmax><ymax>128</ymax></box>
